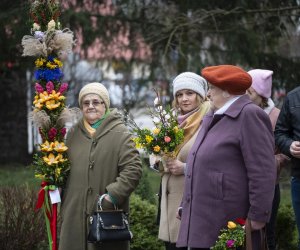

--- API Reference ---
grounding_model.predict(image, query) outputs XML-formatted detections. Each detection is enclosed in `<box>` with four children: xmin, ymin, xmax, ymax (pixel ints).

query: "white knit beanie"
<box><xmin>78</xmin><ymin>82</ymin><xmax>110</xmax><ymax>108</ymax></box>
<box><xmin>173</xmin><ymin>72</ymin><xmax>208</xmax><ymax>98</ymax></box>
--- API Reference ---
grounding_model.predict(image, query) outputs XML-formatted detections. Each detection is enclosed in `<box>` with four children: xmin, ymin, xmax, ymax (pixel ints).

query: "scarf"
<box><xmin>175</xmin><ymin>100</ymin><xmax>210</xmax><ymax>155</ymax></box>
<box><xmin>83</xmin><ymin>110</ymin><xmax>110</xmax><ymax>136</ymax></box>
<box><xmin>264</xmin><ymin>98</ymin><xmax>275</xmax><ymax>115</ymax></box>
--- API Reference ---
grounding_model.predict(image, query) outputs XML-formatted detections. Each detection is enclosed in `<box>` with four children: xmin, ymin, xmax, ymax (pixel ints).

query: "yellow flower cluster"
<box><xmin>33</xmin><ymin>90</ymin><xmax>65</xmax><ymax>111</ymax></box>
<box><xmin>145</xmin><ymin>135</ymin><xmax>153</xmax><ymax>143</ymax></box>
<box><xmin>41</xmin><ymin>140</ymin><xmax>68</xmax><ymax>153</ymax></box>
<box><xmin>43</xmin><ymin>153</ymin><xmax>66</xmax><ymax>165</ymax></box>
<box><xmin>132</xmin><ymin>137</ymin><xmax>143</xmax><ymax>149</ymax></box>
<box><xmin>35</xmin><ymin>58</ymin><xmax>46</xmax><ymax>67</ymax></box>
<box><xmin>40</xmin><ymin>140</ymin><xmax>68</xmax><ymax>166</ymax></box>
<box><xmin>34</xmin><ymin>57</ymin><xmax>63</xmax><ymax>69</ymax></box>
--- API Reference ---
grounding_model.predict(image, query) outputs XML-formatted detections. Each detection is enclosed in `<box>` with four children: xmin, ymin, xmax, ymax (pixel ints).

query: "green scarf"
<box><xmin>91</xmin><ymin>110</ymin><xmax>110</xmax><ymax>129</ymax></box>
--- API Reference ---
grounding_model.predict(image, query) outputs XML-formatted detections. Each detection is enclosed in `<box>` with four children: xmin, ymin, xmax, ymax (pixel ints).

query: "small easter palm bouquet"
<box><xmin>127</xmin><ymin>90</ymin><xmax>184</xmax><ymax>171</ymax></box>
<box><xmin>211</xmin><ymin>218</ymin><xmax>246</xmax><ymax>250</ymax></box>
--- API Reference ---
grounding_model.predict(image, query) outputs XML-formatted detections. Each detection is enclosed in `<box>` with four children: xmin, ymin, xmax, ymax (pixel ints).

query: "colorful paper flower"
<box><xmin>211</xmin><ymin>218</ymin><xmax>245</xmax><ymax>250</ymax></box>
<box><xmin>58</xmin><ymin>83</ymin><xmax>68</xmax><ymax>94</ymax></box>
<box><xmin>164</xmin><ymin>136</ymin><xmax>171</xmax><ymax>143</ymax></box>
<box><xmin>35</xmin><ymin>82</ymin><xmax>44</xmax><ymax>93</ymax></box>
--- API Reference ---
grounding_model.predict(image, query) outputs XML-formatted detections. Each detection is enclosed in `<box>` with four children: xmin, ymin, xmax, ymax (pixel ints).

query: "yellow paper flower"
<box><xmin>53</xmin><ymin>141</ymin><xmax>68</xmax><ymax>153</ymax></box>
<box><xmin>39</xmin><ymin>91</ymin><xmax>50</xmax><ymax>103</ymax></box>
<box><xmin>145</xmin><ymin>135</ymin><xmax>154</xmax><ymax>143</ymax></box>
<box><xmin>173</xmin><ymin>126</ymin><xmax>179</xmax><ymax>133</ymax></box>
<box><xmin>40</xmin><ymin>141</ymin><xmax>54</xmax><ymax>152</ymax></box>
<box><xmin>227</xmin><ymin>221</ymin><xmax>237</xmax><ymax>229</ymax></box>
<box><xmin>43</xmin><ymin>153</ymin><xmax>60</xmax><ymax>165</ymax></box>
<box><xmin>49</xmin><ymin>90</ymin><xmax>65</xmax><ymax>101</ymax></box>
<box><xmin>53</xmin><ymin>58</ymin><xmax>63</xmax><ymax>68</ymax></box>
<box><xmin>57</xmin><ymin>153</ymin><xmax>67</xmax><ymax>163</ymax></box>
<box><xmin>55</xmin><ymin>167</ymin><xmax>62</xmax><ymax>179</ymax></box>
<box><xmin>46</xmin><ymin>62</ymin><xmax>57</xmax><ymax>69</ymax></box>
<box><xmin>35</xmin><ymin>58</ymin><xmax>45</xmax><ymax>67</ymax></box>
<box><xmin>34</xmin><ymin>101</ymin><xmax>43</xmax><ymax>110</ymax></box>
<box><xmin>153</xmin><ymin>145</ymin><xmax>161</xmax><ymax>152</ymax></box>
<box><xmin>152</xmin><ymin>127</ymin><xmax>160</xmax><ymax>135</ymax></box>
<box><xmin>46</xmin><ymin>100</ymin><xmax>61</xmax><ymax>110</ymax></box>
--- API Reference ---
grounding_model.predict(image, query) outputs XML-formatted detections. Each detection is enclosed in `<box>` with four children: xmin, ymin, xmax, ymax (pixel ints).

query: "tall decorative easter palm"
<box><xmin>21</xmin><ymin>1</ymin><xmax>76</xmax><ymax>250</ymax></box>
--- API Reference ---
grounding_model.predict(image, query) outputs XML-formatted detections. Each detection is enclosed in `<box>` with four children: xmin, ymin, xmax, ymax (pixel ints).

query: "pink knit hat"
<box><xmin>248</xmin><ymin>69</ymin><xmax>273</xmax><ymax>98</ymax></box>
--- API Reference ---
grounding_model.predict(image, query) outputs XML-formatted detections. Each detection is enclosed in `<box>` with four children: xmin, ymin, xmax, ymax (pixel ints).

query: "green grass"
<box><xmin>279</xmin><ymin>167</ymin><xmax>292</xmax><ymax>206</ymax></box>
<box><xmin>0</xmin><ymin>164</ymin><xmax>39</xmax><ymax>187</ymax></box>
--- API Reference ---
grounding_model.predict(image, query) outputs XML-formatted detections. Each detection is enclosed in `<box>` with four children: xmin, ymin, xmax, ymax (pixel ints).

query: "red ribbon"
<box><xmin>36</xmin><ymin>181</ymin><xmax>47</xmax><ymax>210</ymax></box>
<box><xmin>35</xmin><ymin>181</ymin><xmax>58</xmax><ymax>250</ymax></box>
<box><xmin>51</xmin><ymin>203</ymin><xmax>58</xmax><ymax>250</ymax></box>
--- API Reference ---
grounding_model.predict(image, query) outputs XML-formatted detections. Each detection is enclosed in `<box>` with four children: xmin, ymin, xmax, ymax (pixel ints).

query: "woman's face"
<box><xmin>81</xmin><ymin>94</ymin><xmax>106</xmax><ymax>124</ymax></box>
<box><xmin>176</xmin><ymin>89</ymin><xmax>199</xmax><ymax>114</ymax></box>
<box><xmin>207</xmin><ymin>84</ymin><xmax>229</xmax><ymax>111</ymax></box>
<box><xmin>247</xmin><ymin>87</ymin><xmax>262</xmax><ymax>106</ymax></box>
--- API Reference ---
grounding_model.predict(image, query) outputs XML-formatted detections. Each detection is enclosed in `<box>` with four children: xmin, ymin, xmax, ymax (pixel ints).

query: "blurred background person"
<box><xmin>275</xmin><ymin>86</ymin><xmax>300</xmax><ymax>250</ymax></box>
<box><xmin>177</xmin><ymin>65</ymin><xmax>276</xmax><ymax>250</ymax></box>
<box><xmin>247</xmin><ymin>69</ymin><xmax>289</xmax><ymax>250</ymax></box>
<box><xmin>158</xmin><ymin>72</ymin><xmax>210</xmax><ymax>250</ymax></box>
<box><xmin>59</xmin><ymin>82</ymin><xmax>142</xmax><ymax>250</ymax></box>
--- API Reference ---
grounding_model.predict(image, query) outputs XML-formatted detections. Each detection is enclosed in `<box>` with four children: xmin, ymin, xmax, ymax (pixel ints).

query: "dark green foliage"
<box><xmin>276</xmin><ymin>204</ymin><xmax>297</xmax><ymax>250</ymax></box>
<box><xmin>134</xmin><ymin>165</ymin><xmax>157</xmax><ymax>204</ymax></box>
<box><xmin>0</xmin><ymin>186</ymin><xmax>47</xmax><ymax>250</ymax></box>
<box><xmin>258</xmin><ymin>54</ymin><xmax>300</xmax><ymax>92</ymax></box>
<box><xmin>129</xmin><ymin>194</ymin><xmax>164</xmax><ymax>250</ymax></box>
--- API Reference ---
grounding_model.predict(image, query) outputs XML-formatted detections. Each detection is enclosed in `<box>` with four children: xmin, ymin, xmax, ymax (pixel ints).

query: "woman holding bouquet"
<box><xmin>158</xmin><ymin>72</ymin><xmax>210</xmax><ymax>250</ymax></box>
<box><xmin>59</xmin><ymin>82</ymin><xmax>142</xmax><ymax>250</ymax></box>
<box><xmin>176</xmin><ymin>65</ymin><xmax>276</xmax><ymax>250</ymax></box>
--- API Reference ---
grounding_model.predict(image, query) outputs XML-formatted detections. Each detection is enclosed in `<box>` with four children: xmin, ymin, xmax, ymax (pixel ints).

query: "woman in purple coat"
<box><xmin>176</xmin><ymin>65</ymin><xmax>276</xmax><ymax>250</ymax></box>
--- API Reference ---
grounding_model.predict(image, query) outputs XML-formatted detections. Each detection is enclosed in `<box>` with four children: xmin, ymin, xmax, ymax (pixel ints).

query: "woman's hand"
<box><xmin>165</xmin><ymin>159</ymin><xmax>185</xmax><ymax>175</ymax></box>
<box><xmin>250</xmin><ymin>220</ymin><xmax>265</xmax><ymax>231</ymax></box>
<box><xmin>176</xmin><ymin>207</ymin><xmax>182</xmax><ymax>220</ymax></box>
<box><xmin>290</xmin><ymin>141</ymin><xmax>300</xmax><ymax>158</ymax></box>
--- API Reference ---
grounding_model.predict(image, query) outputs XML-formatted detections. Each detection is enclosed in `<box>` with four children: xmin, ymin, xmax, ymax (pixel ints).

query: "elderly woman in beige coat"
<box><xmin>158</xmin><ymin>72</ymin><xmax>210</xmax><ymax>250</ymax></box>
<box><xmin>59</xmin><ymin>82</ymin><xmax>142</xmax><ymax>250</ymax></box>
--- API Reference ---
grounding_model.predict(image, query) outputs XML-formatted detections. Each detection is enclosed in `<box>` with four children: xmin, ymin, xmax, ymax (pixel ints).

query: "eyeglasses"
<box><xmin>82</xmin><ymin>100</ymin><xmax>105</xmax><ymax>108</ymax></box>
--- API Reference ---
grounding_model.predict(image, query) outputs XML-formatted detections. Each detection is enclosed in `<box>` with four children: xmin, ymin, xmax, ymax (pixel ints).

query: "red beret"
<box><xmin>201</xmin><ymin>65</ymin><xmax>252</xmax><ymax>95</ymax></box>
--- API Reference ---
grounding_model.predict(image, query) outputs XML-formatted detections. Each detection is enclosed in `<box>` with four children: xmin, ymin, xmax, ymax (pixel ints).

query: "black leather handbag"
<box><xmin>87</xmin><ymin>194</ymin><xmax>133</xmax><ymax>243</ymax></box>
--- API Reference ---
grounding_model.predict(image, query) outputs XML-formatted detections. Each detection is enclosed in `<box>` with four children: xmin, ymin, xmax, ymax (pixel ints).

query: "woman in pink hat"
<box><xmin>247</xmin><ymin>69</ymin><xmax>289</xmax><ymax>250</ymax></box>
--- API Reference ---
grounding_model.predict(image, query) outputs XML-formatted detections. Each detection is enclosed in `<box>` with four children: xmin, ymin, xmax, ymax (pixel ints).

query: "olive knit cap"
<box><xmin>78</xmin><ymin>82</ymin><xmax>110</xmax><ymax>108</ymax></box>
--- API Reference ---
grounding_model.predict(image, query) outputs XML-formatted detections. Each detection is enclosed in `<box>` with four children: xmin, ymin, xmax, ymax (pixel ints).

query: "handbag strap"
<box><xmin>260</xmin><ymin>227</ymin><xmax>268</xmax><ymax>250</ymax></box>
<box><xmin>98</xmin><ymin>194</ymin><xmax>117</xmax><ymax>211</ymax></box>
<box><xmin>245</xmin><ymin>219</ymin><xmax>268</xmax><ymax>250</ymax></box>
<box><xmin>245</xmin><ymin>219</ymin><xmax>253</xmax><ymax>250</ymax></box>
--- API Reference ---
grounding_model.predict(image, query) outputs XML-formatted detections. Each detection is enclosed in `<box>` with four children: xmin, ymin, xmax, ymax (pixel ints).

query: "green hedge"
<box><xmin>130</xmin><ymin>194</ymin><xmax>164</xmax><ymax>250</ymax></box>
<box><xmin>276</xmin><ymin>203</ymin><xmax>297</xmax><ymax>250</ymax></box>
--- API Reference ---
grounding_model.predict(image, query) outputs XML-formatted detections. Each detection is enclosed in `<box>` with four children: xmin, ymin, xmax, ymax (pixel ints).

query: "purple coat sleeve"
<box><xmin>240</xmin><ymin>107</ymin><xmax>276</xmax><ymax>222</ymax></box>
